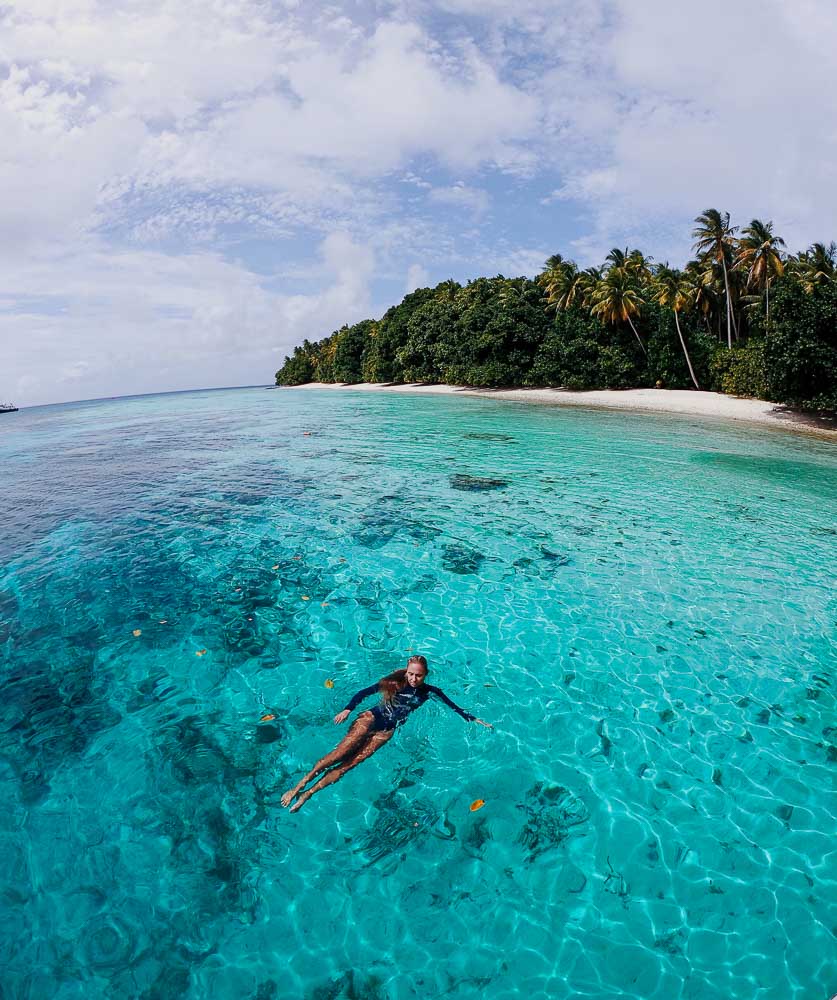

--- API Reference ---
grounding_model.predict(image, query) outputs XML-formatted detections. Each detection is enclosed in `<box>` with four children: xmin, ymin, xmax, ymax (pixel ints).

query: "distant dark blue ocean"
<box><xmin>1</xmin><ymin>386</ymin><xmax>835</xmax><ymax>999</ymax></box>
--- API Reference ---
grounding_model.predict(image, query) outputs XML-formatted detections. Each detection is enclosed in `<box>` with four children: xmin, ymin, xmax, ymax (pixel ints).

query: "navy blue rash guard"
<box><xmin>343</xmin><ymin>682</ymin><xmax>476</xmax><ymax>731</ymax></box>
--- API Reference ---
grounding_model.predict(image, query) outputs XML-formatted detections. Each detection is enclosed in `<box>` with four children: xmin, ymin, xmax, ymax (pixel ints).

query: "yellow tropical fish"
<box><xmin>469</xmin><ymin>799</ymin><xmax>486</xmax><ymax>812</ymax></box>
<box><xmin>132</xmin><ymin>629</ymin><xmax>142</xmax><ymax>637</ymax></box>
<box><xmin>324</xmin><ymin>679</ymin><xmax>334</xmax><ymax>689</ymax></box>
<box><xmin>259</xmin><ymin>713</ymin><xmax>275</xmax><ymax>723</ymax></box>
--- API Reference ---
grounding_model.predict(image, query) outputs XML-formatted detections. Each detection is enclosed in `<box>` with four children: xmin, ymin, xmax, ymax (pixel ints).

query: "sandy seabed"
<box><xmin>285</xmin><ymin>383</ymin><xmax>837</xmax><ymax>440</ymax></box>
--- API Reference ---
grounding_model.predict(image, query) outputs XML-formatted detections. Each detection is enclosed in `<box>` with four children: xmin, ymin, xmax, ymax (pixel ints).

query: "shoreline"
<box><xmin>283</xmin><ymin>383</ymin><xmax>837</xmax><ymax>440</ymax></box>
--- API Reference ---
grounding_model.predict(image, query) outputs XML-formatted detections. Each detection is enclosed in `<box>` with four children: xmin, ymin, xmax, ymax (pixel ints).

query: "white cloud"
<box><xmin>0</xmin><ymin>1</ymin><xmax>545</xmax><ymax>404</ymax></box>
<box><xmin>428</xmin><ymin>183</ymin><xmax>490</xmax><ymax>219</ymax></box>
<box><xmin>542</xmin><ymin>0</ymin><xmax>837</xmax><ymax>259</ymax></box>
<box><xmin>0</xmin><ymin>232</ymin><xmax>376</xmax><ymax>405</ymax></box>
<box><xmin>405</xmin><ymin>263</ymin><xmax>430</xmax><ymax>291</ymax></box>
<box><xmin>3</xmin><ymin>0</ymin><xmax>837</xmax><ymax>406</ymax></box>
<box><xmin>490</xmin><ymin>248</ymin><xmax>548</xmax><ymax>278</ymax></box>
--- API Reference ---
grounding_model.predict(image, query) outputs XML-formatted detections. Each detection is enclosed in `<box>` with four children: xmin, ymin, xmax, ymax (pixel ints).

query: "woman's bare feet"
<box><xmin>289</xmin><ymin>793</ymin><xmax>309</xmax><ymax>813</ymax></box>
<box><xmin>281</xmin><ymin>786</ymin><xmax>303</xmax><ymax>808</ymax></box>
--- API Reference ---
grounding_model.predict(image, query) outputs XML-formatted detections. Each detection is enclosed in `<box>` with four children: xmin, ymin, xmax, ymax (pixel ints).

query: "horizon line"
<box><xmin>9</xmin><ymin>384</ymin><xmax>275</xmax><ymax>411</ymax></box>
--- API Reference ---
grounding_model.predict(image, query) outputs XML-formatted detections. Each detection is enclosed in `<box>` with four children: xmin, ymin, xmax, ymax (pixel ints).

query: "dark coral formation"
<box><xmin>441</xmin><ymin>543</ymin><xmax>485</xmax><ymax>575</ymax></box>
<box><xmin>516</xmin><ymin>783</ymin><xmax>589</xmax><ymax>862</ymax></box>
<box><xmin>449</xmin><ymin>474</ymin><xmax>509</xmax><ymax>492</ymax></box>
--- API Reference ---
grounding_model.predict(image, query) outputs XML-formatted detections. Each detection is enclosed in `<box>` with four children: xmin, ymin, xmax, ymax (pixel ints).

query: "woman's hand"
<box><xmin>474</xmin><ymin>718</ymin><xmax>493</xmax><ymax>729</ymax></box>
<box><xmin>334</xmin><ymin>709</ymin><xmax>350</xmax><ymax>724</ymax></box>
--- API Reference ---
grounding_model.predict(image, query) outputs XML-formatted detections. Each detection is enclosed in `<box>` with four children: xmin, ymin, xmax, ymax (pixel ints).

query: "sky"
<box><xmin>2</xmin><ymin>0</ymin><xmax>837</xmax><ymax>407</ymax></box>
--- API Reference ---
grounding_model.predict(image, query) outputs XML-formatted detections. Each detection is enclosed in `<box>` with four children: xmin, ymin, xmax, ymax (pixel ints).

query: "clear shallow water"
<box><xmin>1</xmin><ymin>386</ymin><xmax>835</xmax><ymax>1000</ymax></box>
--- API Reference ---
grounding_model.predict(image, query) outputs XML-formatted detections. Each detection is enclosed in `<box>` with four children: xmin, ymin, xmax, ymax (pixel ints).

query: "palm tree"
<box><xmin>791</xmin><ymin>242</ymin><xmax>836</xmax><ymax>292</ymax></box>
<box><xmin>605</xmin><ymin>247</ymin><xmax>652</xmax><ymax>279</ymax></box>
<box><xmin>542</xmin><ymin>259</ymin><xmax>576</xmax><ymax>310</ymax></box>
<box><xmin>435</xmin><ymin>279</ymin><xmax>461</xmax><ymax>302</ymax></box>
<box><xmin>685</xmin><ymin>259</ymin><xmax>719</xmax><ymax>335</ymax></box>
<box><xmin>537</xmin><ymin>255</ymin><xmax>567</xmax><ymax>299</ymax></box>
<box><xmin>652</xmin><ymin>264</ymin><xmax>700</xmax><ymax>389</ymax></box>
<box><xmin>576</xmin><ymin>267</ymin><xmax>602</xmax><ymax>310</ymax></box>
<box><xmin>736</xmin><ymin>219</ymin><xmax>785</xmax><ymax>327</ymax></box>
<box><xmin>590</xmin><ymin>267</ymin><xmax>647</xmax><ymax>356</ymax></box>
<box><xmin>692</xmin><ymin>209</ymin><xmax>738</xmax><ymax>348</ymax></box>
<box><xmin>626</xmin><ymin>249</ymin><xmax>653</xmax><ymax>281</ymax></box>
<box><xmin>605</xmin><ymin>247</ymin><xmax>629</xmax><ymax>271</ymax></box>
<box><xmin>539</xmin><ymin>256</ymin><xmax>601</xmax><ymax>314</ymax></box>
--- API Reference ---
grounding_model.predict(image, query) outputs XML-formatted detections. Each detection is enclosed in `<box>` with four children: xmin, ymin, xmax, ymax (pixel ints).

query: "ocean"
<box><xmin>1</xmin><ymin>386</ymin><xmax>835</xmax><ymax>999</ymax></box>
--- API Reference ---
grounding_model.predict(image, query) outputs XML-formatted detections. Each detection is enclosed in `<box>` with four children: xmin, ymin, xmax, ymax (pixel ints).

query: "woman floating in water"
<box><xmin>281</xmin><ymin>655</ymin><xmax>491</xmax><ymax>813</ymax></box>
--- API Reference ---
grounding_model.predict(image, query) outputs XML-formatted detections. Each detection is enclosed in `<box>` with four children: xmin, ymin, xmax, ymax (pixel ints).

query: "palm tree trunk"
<box><xmin>766</xmin><ymin>279</ymin><xmax>770</xmax><ymax>330</ymax></box>
<box><xmin>674</xmin><ymin>309</ymin><xmax>700</xmax><ymax>389</ymax></box>
<box><xmin>626</xmin><ymin>315</ymin><xmax>647</xmax><ymax>356</ymax></box>
<box><xmin>721</xmin><ymin>256</ymin><xmax>733</xmax><ymax>349</ymax></box>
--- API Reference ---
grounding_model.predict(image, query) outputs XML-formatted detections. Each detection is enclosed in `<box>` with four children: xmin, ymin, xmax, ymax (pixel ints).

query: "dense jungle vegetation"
<box><xmin>275</xmin><ymin>209</ymin><xmax>837</xmax><ymax>411</ymax></box>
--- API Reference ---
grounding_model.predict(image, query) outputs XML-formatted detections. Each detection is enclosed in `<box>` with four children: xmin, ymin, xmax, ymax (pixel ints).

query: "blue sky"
<box><xmin>2</xmin><ymin>0</ymin><xmax>837</xmax><ymax>406</ymax></box>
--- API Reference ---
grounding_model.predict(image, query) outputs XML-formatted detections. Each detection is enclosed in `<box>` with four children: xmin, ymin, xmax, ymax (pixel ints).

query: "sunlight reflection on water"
<box><xmin>1</xmin><ymin>387</ymin><xmax>835</xmax><ymax>999</ymax></box>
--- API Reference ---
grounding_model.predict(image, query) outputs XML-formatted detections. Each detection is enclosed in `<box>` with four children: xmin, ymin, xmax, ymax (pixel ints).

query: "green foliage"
<box><xmin>361</xmin><ymin>287</ymin><xmax>438</xmax><ymax>382</ymax></box>
<box><xmin>332</xmin><ymin>320</ymin><xmax>374</xmax><ymax>383</ymax></box>
<box><xmin>644</xmin><ymin>303</ymin><xmax>714</xmax><ymax>389</ymax></box>
<box><xmin>437</xmin><ymin>276</ymin><xmax>550</xmax><ymax>386</ymax></box>
<box><xmin>396</xmin><ymin>298</ymin><xmax>457</xmax><ymax>382</ymax></box>
<box><xmin>312</xmin><ymin>335</ymin><xmax>337</xmax><ymax>383</ymax></box>
<box><xmin>275</xmin><ymin>342</ymin><xmax>315</xmax><ymax>386</ymax></box>
<box><xmin>526</xmin><ymin>309</ymin><xmax>641</xmax><ymax>389</ymax></box>
<box><xmin>709</xmin><ymin>339</ymin><xmax>770</xmax><ymax>398</ymax></box>
<box><xmin>275</xmin><ymin>214</ymin><xmax>837</xmax><ymax>412</ymax></box>
<box><xmin>764</xmin><ymin>278</ymin><xmax>837</xmax><ymax>410</ymax></box>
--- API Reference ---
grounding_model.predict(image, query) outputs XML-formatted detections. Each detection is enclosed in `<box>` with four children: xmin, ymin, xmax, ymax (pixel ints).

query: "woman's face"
<box><xmin>405</xmin><ymin>663</ymin><xmax>427</xmax><ymax>687</ymax></box>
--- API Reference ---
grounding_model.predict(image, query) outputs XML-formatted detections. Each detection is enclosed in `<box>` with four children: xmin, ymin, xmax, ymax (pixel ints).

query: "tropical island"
<box><xmin>275</xmin><ymin>210</ymin><xmax>837</xmax><ymax>418</ymax></box>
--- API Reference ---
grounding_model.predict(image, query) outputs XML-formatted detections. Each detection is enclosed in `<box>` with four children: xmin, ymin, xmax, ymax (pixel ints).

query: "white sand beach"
<box><xmin>286</xmin><ymin>383</ymin><xmax>837</xmax><ymax>440</ymax></box>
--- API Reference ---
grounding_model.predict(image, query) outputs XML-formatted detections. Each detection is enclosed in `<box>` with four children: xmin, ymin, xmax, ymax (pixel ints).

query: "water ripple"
<box><xmin>1</xmin><ymin>387</ymin><xmax>835</xmax><ymax>998</ymax></box>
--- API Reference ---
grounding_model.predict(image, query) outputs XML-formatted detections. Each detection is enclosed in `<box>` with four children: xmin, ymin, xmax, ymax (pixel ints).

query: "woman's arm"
<box><xmin>333</xmin><ymin>683</ymin><xmax>378</xmax><ymax>724</ymax></box>
<box><xmin>426</xmin><ymin>685</ymin><xmax>492</xmax><ymax>728</ymax></box>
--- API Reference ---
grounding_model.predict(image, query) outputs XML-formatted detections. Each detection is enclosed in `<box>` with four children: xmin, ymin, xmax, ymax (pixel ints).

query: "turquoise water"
<box><xmin>1</xmin><ymin>387</ymin><xmax>835</xmax><ymax>1000</ymax></box>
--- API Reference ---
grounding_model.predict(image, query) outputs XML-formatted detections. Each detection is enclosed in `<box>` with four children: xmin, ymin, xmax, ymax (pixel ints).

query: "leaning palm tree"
<box><xmin>590</xmin><ymin>267</ymin><xmax>647</xmax><ymax>356</ymax></box>
<box><xmin>692</xmin><ymin>209</ymin><xmax>738</xmax><ymax>348</ymax></box>
<box><xmin>652</xmin><ymin>264</ymin><xmax>700</xmax><ymax>389</ymax></box>
<box><xmin>736</xmin><ymin>219</ymin><xmax>785</xmax><ymax>327</ymax></box>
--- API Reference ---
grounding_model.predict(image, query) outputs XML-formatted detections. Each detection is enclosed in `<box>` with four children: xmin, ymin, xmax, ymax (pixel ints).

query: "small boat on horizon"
<box><xmin>0</xmin><ymin>403</ymin><xmax>19</xmax><ymax>413</ymax></box>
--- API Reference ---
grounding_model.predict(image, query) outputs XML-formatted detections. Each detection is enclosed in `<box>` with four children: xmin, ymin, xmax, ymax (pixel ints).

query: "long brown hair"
<box><xmin>379</xmin><ymin>655</ymin><xmax>428</xmax><ymax>703</ymax></box>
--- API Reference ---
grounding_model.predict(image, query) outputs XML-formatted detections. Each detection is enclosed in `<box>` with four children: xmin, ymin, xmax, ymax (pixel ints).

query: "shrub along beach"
<box><xmin>275</xmin><ymin>210</ymin><xmax>837</xmax><ymax>417</ymax></box>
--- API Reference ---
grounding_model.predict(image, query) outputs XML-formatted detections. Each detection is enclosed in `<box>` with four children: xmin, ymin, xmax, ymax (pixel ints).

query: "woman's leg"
<box><xmin>289</xmin><ymin>728</ymin><xmax>394</xmax><ymax>812</ymax></box>
<box><xmin>281</xmin><ymin>712</ymin><xmax>376</xmax><ymax>807</ymax></box>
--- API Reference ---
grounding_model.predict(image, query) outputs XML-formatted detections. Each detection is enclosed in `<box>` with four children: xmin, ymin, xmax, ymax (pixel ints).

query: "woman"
<box><xmin>280</xmin><ymin>654</ymin><xmax>491</xmax><ymax>812</ymax></box>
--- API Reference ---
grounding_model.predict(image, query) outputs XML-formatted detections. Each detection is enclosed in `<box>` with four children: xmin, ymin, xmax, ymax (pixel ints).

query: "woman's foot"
<box><xmin>281</xmin><ymin>786</ymin><xmax>302</xmax><ymax>808</ymax></box>
<box><xmin>289</xmin><ymin>791</ymin><xmax>311</xmax><ymax>813</ymax></box>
